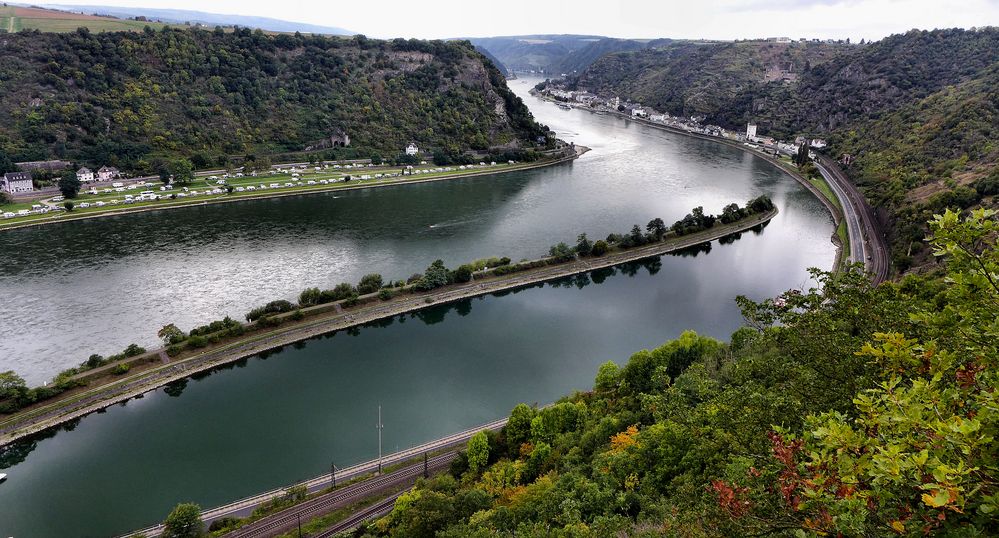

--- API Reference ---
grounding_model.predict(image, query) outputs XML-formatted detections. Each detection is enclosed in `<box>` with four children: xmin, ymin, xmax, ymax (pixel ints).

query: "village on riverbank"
<box><xmin>533</xmin><ymin>80</ymin><xmax>851</xmax><ymax>165</ymax></box>
<box><xmin>0</xmin><ymin>143</ymin><xmax>583</xmax><ymax>231</ymax></box>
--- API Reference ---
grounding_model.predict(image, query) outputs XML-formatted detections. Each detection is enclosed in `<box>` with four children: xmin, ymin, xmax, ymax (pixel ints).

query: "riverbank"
<box><xmin>0</xmin><ymin>207</ymin><xmax>776</xmax><ymax>447</ymax></box>
<box><xmin>0</xmin><ymin>147</ymin><xmax>587</xmax><ymax>233</ymax></box>
<box><xmin>538</xmin><ymin>95</ymin><xmax>848</xmax><ymax>270</ymax></box>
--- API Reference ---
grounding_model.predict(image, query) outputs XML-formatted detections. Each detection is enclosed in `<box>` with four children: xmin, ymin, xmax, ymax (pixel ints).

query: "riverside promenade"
<box><xmin>0</xmin><ymin>207</ymin><xmax>776</xmax><ymax>447</ymax></box>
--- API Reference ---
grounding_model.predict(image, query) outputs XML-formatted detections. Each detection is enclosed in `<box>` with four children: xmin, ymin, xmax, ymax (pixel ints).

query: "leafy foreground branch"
<box><xmin>324</xmin><ymin>209</ymin><xmax>994</xmax><ymax>538</ymax></box>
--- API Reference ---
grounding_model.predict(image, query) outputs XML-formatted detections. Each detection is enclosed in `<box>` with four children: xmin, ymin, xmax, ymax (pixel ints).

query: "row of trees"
<box><xmin>0</xmin><ymin>343</ymin><xmax>146</xmax><ymax>414</ymax></box>
<box><xmin>546</xmin><ymin>198</ymin><xmax>775</xmax><ymax>264</ymax></box>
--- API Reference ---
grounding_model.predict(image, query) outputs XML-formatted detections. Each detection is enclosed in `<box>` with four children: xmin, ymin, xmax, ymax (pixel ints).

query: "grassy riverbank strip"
<box><xmin>0</xmin><ymin>207</ymin><xmax>776</xmax><ymax>446</ymax></box>
<box><xmin>0</xmin><ymin>148</ymin><xmax>586</xmax><ymax>232</ymax></box>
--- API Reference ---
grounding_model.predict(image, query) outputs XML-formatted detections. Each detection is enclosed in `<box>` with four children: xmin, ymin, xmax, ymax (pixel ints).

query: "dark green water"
<box><xmin>0</xmin><ymin>79</ymin><xmax>834</xmax><ymax>537</ymax></box>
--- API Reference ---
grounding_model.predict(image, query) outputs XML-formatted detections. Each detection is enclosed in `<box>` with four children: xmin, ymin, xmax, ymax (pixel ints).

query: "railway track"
<box><xmin>815</xmin><ymin>156</ymin><xmax>891</xmax><ymax>283</ymax></box>
<box><xmin>313</xmin><ymin>493</ymin><xmax>402</xmax><ymax>537</ymax></box>
<box><xmin>122</xmin><ymin>417</ymin><xmax>507</xmax><ymax>537</ymax></box>
<box><xmin>223</xmin><ymin>452</ymin><xmax>455</xmax><ymax>538</ymax></box>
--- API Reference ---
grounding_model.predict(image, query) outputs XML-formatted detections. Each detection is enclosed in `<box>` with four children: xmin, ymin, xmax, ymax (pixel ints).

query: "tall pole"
<box><xmin>331</xmin><ymin>461</ymin><xmax>336</xmax><ymax>489</ymax></box>
<box><xmin>377</xmin><ymin>405</ymin><xmax>383</xmax><ymax>474</ymax></box>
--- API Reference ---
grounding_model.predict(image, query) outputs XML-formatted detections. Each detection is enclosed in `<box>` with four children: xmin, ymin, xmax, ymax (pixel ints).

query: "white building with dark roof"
<box><xmin>77</xmin><ymin>167</ymin><xmax>94</xmax><ymax>183</ymax></box>
<box><xmin>1</xmin><ymin>172</ymin><xmax>34</xmax><ymax>194</ymax></box>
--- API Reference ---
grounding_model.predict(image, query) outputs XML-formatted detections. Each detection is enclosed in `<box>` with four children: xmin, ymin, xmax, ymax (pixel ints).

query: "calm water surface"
<box><xmin>0</xmin><ymin>79</ymin><xmax>835</xmax><ymax>537</ymax></box>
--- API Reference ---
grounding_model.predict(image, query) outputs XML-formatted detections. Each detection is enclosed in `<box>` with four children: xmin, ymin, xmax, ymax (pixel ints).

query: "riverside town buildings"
<box><xmin>77</xmin><ymin>165</ymin><xmax>120</xmax><ymax>183</ymax></box>
<box><xmin>1</xmin><ymin>172</ymin><xmax>34</xmax><ymax>194</ymax></box>
<box><xmin>76</xmin><ymin>167</ymin><xmax>94</xmax><ymax>183</ymax></box>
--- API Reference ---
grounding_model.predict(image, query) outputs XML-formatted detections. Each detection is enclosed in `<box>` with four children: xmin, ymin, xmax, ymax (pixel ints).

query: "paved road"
<box><xmin>814</xmin><ymin>160</ymin><xmax>867</xmax><ymax>264</ymax></box>
<box><xmin>814</xmin><ymin>156</ymin><xmax>890</xmax><ymax>283</ymax></box>
<box><xmin>122</xmin><ymin>417</ymin><xmax>506</xmax><ymax>537</ymax></box>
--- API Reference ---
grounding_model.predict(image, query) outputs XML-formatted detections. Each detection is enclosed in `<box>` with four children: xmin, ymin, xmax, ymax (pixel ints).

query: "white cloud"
<box><xmin>44</xmin><ymin>0</ymin><xmax>999</xmax><ymax>40</ymax></box>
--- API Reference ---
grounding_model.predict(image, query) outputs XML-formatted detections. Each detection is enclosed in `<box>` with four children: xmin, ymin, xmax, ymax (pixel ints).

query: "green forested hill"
<box><xmin>573</xmin><ymin>29</ymin><xmax>999</xmax><ymax>272</ymax></box>
<box><xmin>0</xmin><ymin>28</ymin><xmax>548</xmax><ymax>175</ymax></box>
<box><xmin>353</xmin><ymin>209</ymin><xmax>999</xmax><ymax>538</ymax></box>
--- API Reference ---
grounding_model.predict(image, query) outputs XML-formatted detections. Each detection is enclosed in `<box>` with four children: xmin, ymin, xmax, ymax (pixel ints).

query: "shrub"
<box><xmin>452</xmin><ymin>264</ymin><xmax>474</xmax><ymax>283</ymax></box>
<box><xmin>329</xmin><ymin>283</ymin><xmax>357</xmax><ymax>301</ymax></box>
<box><xmin>299</xmin><ymin>287</ymin><xmax>322</xmax><ymax>306</ymax></box>
<box><xmin>257</xmin><ymin>315</ymin><xmax>283</xmax><ymax>328</ymax></box>
<box><xmin>357</xmin><ymin>273</ymin><xmax>384</xmax><ymax>295</ymax></box>
<box><xmin>591</xmin><ymin>240</ymin><xmax>609</xmax><ymax>256</ymax></box>
<box><xmin>166</xmin><ymin>345</ymin><xmax>185</xmax><ymax>357</ymax></box>
<box><xmin>246</xmin><ymin>299</ymin><xmax>296</xmax><ymax>321</ymax></box>
<box><xmin>123</xmin><ymin>344</ymin><xmax>146</xmax><ymax>357</ymax></box>
<box><xmin>85</xmin><ymin>354</ymin><xmax>106</xmax><ymax>369</ymax></box>
<box><xmin>187</xmin><ymin>335</ymin><xmax>208</xmax><ymax>348</ymax></box>
<box><xmin>549</xmin><ymin>242</ymin><xmax>576</xmax><ymax>262</ymax></box>
<box><xmin>112</xmin><ymin>363</ymin><xmax>131</xmax><ymax>375</ymax></box>
<box><xmin>416</xmin><ymin>260</ymin><xmax>451</xmax><ymax>291</ymax></box>
<box><xmin>378</xmin><ymin>289</ymin><xmax>395</xmax><ymax>301</ymax></box>
<box><xmin>290</xmin><ymin>309</ymin><xmax>305</xmax><ymax>321</ymax></box>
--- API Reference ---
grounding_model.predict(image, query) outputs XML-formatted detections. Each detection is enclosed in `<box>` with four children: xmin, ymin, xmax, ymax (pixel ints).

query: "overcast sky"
<box><xmin>44</xmin><ymin>0</ymin><xmax>999</xmax><ymax>40</ymax></box>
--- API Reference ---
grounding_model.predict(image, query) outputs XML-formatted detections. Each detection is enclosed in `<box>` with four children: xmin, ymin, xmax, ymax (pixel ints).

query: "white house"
<box><xmin>746</xmin><ymin>123</ymin><xmax>758</xmax><ymax>140</ymax></box>
<box><xmin>76</xmin><ymin>167</ymin><xmax>95</xmax><ymax>183</ymax></box>
<box><xmin>97</xmin><ymin>166</ymin><xmax>120</xmax><ymax>181</ymax></box>
<box><xmin>1</xmin><ymin>172</ymin><xmax>34</xmax><ymax>194</ymax></box>
<box><xmin>810</xmin><ymin>139</ymin><xmax>828</xmax><ymax>149</ymax></box>
<box><xmin>405</xmin><ymin>143</ymin><xmax>419</xmax><ymax>156</ymax></box>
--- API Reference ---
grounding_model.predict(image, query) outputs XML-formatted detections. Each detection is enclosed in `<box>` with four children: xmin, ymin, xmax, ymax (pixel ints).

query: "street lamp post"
<box><xmin>377</xmin><ymin>405</ymin><xmax>384</xmax><ymax>474</ymax></box>
<box><xmin>331</xmin><ymin>461</ymin><xmax>337</xmax><ymax>489</ymax></box>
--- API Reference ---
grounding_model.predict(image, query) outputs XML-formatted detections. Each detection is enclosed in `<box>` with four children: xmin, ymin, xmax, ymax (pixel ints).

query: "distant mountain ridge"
<box><xmin>42</xmin><ymin>4</ymin><xmax>354</xmax><ymax>34</ymax></box>
<box><xmin>467</xmin><ymin>34</ymin><xmax>665</xmax><ymax>75</ymax></box>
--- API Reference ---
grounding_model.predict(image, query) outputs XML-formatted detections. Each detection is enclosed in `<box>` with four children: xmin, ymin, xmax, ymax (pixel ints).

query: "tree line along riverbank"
<box><xmin>0</xmin><ymin>197</ymin><xmax>777</xmax><ymax>446</ymax></box>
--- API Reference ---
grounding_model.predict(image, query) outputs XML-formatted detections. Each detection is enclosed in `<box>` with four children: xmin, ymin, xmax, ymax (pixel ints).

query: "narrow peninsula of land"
<box><xmin>0</xmin><ymin>200</ymin><xmax>777</xmax><ymax>445</ymax></box>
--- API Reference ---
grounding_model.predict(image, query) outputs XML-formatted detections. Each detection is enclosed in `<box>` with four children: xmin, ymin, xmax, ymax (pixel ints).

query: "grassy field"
<box><xmin>0</xmin><ymin>5</ymin><xmax>168</xmax><ymax>33</ymax></box>
<box><xmin>809</xmin><ymin>176</ymin><xmax>843</xmax><ymax>212</ymax></box>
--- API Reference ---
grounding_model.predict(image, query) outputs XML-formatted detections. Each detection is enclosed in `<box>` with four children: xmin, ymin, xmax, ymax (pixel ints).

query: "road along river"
<box><xmin>0</xmin><ymin>78</ymin><xmax>836</xmax><ymax>537</ymax></box>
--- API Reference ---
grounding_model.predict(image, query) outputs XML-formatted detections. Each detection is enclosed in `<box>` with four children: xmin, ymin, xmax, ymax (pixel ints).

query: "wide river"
<box><xmin>0</xmin><ymin>79</ymin><xmax>835</xmax><ymax>537</ymax></box>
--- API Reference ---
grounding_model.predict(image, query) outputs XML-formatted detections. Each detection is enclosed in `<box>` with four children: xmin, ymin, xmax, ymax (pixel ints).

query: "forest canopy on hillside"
<box><xmin>0</xmin><ymin>28</ymin><xmax>549</xmax><ymax>175</ymax></box>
